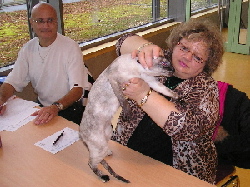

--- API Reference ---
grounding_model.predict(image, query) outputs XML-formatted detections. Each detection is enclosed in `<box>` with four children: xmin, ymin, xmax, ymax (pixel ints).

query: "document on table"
<box><xmin>0</xmin><ymin>96</ymin><xmax>39</xmax><ymax>131</ymax></box>
<box><xmin>34</xmin><ymin>127</ymin><xmax>80</xmax><ymax>154</ymax></box>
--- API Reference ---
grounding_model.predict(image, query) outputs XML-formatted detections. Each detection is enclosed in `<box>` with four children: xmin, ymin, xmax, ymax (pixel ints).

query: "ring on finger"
<box><xmin>124</xmin><ymin>82</ymin><xmax>131</xmax><ymax>87</ymax></box>
<box><xmin>122</xmin><ymin>82</ymin><xmax>131</xmax><ymax>91</ymax></box>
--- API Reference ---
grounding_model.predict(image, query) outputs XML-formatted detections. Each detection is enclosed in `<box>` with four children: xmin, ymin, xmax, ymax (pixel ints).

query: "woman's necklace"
<box><xmin>165</xmin><ymin>77</ymin><xmax>176</xmax><ymax>90</ymax></box>
<box><xmin>165</xmin><ymin>76</ymin><xmax>184</xmax><ymax>90</ymax></box>
<box><xmin>38</xmin><ymin>45</ymin><xmax>51</xmax><ymax>63</ymax></box>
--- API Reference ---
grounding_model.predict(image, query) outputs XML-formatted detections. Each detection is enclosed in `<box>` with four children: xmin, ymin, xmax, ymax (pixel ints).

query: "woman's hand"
<box><xmin>122</xmin><ymin>77</ymin><xmax>151</xmax><ymax>104</ymax></box>
<box><xmin>131</xmin><ymin>44</ymin><xmax>164</xmax><ymax>69</ymax></box>
<box><xmin>119</xmin><ymin>35</ymin><xmax>163</xmax><ymax>68</ymax></box>
<box><xmin>31</xmin><ymin>105</ymin><xmax>59</xmax><ymax>125</ymax></box>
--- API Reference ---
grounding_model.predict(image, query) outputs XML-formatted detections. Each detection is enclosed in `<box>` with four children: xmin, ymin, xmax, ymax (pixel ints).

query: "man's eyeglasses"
<box><xmin>177</xmin><ymin>42</ymin><xmax>205</xmax><ymax>64</ymax></box>
<box><xmin>32</xmin><ymin>18</ymin><xmax>57</xmax><ymax>24</ymax></box>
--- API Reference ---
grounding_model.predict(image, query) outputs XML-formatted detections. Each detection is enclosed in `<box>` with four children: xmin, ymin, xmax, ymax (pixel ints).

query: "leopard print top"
<box><xmin>112</xmin><ymin>33</ymin><xmax>220</xmax><ymax>184</ymax></box>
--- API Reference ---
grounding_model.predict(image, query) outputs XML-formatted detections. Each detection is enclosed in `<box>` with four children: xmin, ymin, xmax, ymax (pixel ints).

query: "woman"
<box><xmin>111</xmin><ymin>19</ymin><xmax>224</xmax><ymax>184</ymax></box>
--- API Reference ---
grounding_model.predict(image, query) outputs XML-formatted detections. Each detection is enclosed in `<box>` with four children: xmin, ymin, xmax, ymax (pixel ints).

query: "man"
<box><xmin>0</xmin><ymin>3</ymin><xmax>88</xmax><ymax>125</ymax></box>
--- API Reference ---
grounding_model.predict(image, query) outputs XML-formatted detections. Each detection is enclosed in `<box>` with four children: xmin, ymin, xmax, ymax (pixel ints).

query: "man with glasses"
<box><xmin>0</xmin><ymin>3</ymin><xmax>88</xmax><ymax>125</ymax></box>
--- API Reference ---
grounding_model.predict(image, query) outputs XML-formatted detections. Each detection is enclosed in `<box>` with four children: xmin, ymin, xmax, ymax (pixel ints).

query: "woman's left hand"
<box><xmin>31</xmin><ymin>105</ymin><xmax>59</xmax><ymax>125</ymax></box>
<box><xmin>122</xmin><ymin>77</ymin><xmax>150</xmax><ymax>103</ymax></box>
<box><xmin>131</xmin><ymin>44</ymin><xmax>164</xmax><ymax>69</ymax></box>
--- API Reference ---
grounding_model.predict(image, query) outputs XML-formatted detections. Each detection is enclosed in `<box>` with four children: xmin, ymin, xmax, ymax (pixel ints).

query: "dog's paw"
<box><xmin>172</xmin><ymin>92</ymin><xmax>178</xmax><ymax>99</ymax></box>
<box><xmin>101</xmin><ymin>175</ymin><xmax>110</xmax><ymax>183</ymax></box>
<box><xmin>107</xmin><ymin>150</ymin><xmax>113</xmax><ymax>156</ymax></box>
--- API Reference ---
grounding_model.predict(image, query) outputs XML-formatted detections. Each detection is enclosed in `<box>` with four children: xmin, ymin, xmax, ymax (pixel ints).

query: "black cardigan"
<box><xmin>215</xmin><ymin>85</ymin><xmax>250</xmax><ymax>169</ymax></box>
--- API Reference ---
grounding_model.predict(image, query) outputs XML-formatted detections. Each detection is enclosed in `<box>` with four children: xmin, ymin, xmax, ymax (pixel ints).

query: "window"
<box><xmin>192</xmin><ymin>0</ymin><xmax>218</xmax><ymax>12</ymax></box>
<box><xmin>0</xmin><ymin>0</ymin><xmax>218</xmax><ymax>68</ymax></box>
<box><xmin>64</xmin><ymin>0</ymin><xmax>169</xmax><ymax>46</ymax></box>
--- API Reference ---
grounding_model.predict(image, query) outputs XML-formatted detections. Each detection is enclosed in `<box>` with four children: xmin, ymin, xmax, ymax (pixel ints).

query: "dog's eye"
<box><xmin>160</xmin><ymin>59</ymin><xmax>170</xmax><ymax>67</ymax></box>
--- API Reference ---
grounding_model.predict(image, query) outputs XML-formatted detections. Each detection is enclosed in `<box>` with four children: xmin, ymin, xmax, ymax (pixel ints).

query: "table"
<box><xmin>0</xmin><ymin>116</ymin><xmax>215</xmax><ymax>187</ymax></box>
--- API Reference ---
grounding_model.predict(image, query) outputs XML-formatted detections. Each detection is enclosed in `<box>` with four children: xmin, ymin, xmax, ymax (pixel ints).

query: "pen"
<box><xmin>0</xmin><ymin>135</ymin><xmax>2</xmax><ymax>148</ymax></box>
<box><xmin>0</xmin><ymin>102</ymin><xmax>7</xmax><ymax>110</ymax></box>
<box><xmin>53</xmin><ymin>131</ymin><xmax>64</xmax><ymax>145</ymax></box>
<box><xmin>0</xmin><ymin>95</ymin><xmax>15</xmax><ymax>110</ymax></box>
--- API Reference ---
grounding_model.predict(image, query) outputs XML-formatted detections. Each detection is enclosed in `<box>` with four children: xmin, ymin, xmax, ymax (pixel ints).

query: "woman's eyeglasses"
<box><xmin>177</xmin><ymin>42</ymin><xmax>205</xmax><ymax>64</ymax></box>
<box><xmin>32</xmin><ymin>18</ymin><xmax>57</xmax><ymax>24</ymax></box>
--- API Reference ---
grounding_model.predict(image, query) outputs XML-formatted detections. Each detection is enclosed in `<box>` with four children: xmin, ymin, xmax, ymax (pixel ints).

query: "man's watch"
<box><xmin>52</xmin><ymin>102</ymin><xmax>64</xmax><ymax>111</ymax></box>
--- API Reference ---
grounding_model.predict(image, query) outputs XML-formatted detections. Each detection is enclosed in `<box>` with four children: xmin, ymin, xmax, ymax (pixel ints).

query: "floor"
<box><xmin>213</xmin><ymin>52</ymin><xmax>250</xmax><ymax>97</ymax></box>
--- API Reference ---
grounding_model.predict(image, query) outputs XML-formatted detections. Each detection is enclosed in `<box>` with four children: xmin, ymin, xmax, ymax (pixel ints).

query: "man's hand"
<box><xmin>0</xmin><ymin>101</ymin><xmax>7</xmax><ymax>116</ymax></box>
<box><xmin>0</xmin><ymin>105</ymin><xmax>6</xmax><ymax>116</ymax></box>
<box><xmin>31</xmin><ymin>105</ymin><xmax>59</xmax><ymax>125</ymax></box>
<box><xmin>0</xmin><ymin>135</ymin><xmax>2</xmax><ymax>148</ymax></box>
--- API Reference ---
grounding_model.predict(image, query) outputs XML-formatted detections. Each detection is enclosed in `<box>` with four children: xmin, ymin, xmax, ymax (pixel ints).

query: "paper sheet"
<box><xmin>0</xmin><ymin>96</ymin><xmax>39</xmax><ymax>131</ymax></box>
<box><xmin>34</xmin><ymin>127</ymin><xmax>80</xmax><ymax>154</ymax></box>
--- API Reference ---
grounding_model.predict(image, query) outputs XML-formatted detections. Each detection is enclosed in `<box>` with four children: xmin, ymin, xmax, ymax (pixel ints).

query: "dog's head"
<box><xmin>150</xmin><ymin>56</ymin><xmax>174</xmax><ymax>76</ymax></box>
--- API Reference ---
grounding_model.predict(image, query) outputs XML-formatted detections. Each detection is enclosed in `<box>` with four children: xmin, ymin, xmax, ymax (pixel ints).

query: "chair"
<box><xmin>220</xmin><ymin>175</ymin><xmax>239</xmax><ymax>187</ymax></box>
<box><xmin>214</xmin><ymin>81</ymin><xmax>241</xmax><ymax>187</ymax></box>
<box><xmin>216</xmin><ymin>165</ymin><xmax>240</xmax><ymax>186</ymax></box>
<box><xmin>216</xmin><ymin>164</ymin><xmax>236</xmax><ymax>184</ymax></box>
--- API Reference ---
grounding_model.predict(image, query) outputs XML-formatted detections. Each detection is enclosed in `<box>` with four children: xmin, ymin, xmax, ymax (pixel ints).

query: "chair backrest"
<box><xmin>213</xmin><ymin>81</ymin><xmax>230</xmax><ymax>140</ymax></box>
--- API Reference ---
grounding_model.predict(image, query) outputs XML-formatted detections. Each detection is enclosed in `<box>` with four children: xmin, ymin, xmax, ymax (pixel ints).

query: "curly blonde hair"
<box><xmin>166</xmin><ymin>19</ymin><xmax>224</xmax><ymax>76</ymax></box>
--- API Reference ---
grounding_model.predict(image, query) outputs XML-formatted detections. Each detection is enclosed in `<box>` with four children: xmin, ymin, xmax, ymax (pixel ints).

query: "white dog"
<box><xmin>79</xmin><ymin>53</ymin><xmax>177</xmax><ymax>183</ymax></box>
